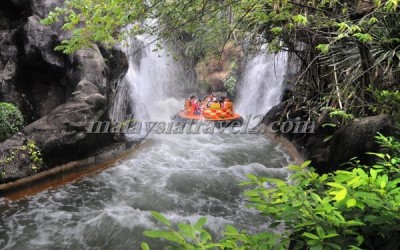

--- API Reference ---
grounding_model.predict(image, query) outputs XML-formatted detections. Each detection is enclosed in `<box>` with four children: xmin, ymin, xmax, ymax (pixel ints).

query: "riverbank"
<box><xmin>0</xmin><ymin>140</ymin><xmax>147</xmax><ymax>200</ymax></box>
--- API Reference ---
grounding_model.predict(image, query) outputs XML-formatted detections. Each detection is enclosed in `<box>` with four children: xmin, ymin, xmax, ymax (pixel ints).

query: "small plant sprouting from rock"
<box><xmin>26</xmin><ymin>140</ymin><xmax>43</xmax><ymax>171</ymax></box>
<box><xmin>0</xmin><ymin>140</ymin><xmax>43</xmax><ymax>179</ymax></box>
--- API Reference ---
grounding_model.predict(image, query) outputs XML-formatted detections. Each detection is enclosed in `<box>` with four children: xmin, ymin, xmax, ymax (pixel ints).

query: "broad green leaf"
<box><xmin>225</xmin><ymin>225</ymin><xmax>239</xmax><ymax>235</ymax></box>
<box><xmin>141</xmin><ymin>242</ymin><xmax>150</xmax><ymax>250</ymax></box>
<box><xmin>302</xmin><ymin>232</ymin><xmax>320</xmax><ymax>240</ymax></box>
<box><xmin>324</xmin><ymin>233</ymin><xmax>339</xmax><ymax>239</ymax></box>
<box><xmin>200</xmin><ymin>230</ymin><xmax>212</xmax><ymax>243</ymax></box>
<box><xmin>334</xmin><ymin>188</ymin><xmax>347</xmax><ymax>201</ymax></box>
<box><xmin>326</xmin><ymin>182</ymin><xmax>345</xmax><ymax>189</ymax></box>
<box><xmin>151</xmin><ymin>211</ymin><xmax>171</xmax><ymax>227</ymax></box>
<box><xmin>301</xmin><ymin>160</ymin><xmax>312</xmax><ymax>168</ymax></box>
<box><xmin>346</xmin><ymin>198</ymin><xmax>357</xmax><ymax>208</ymax></box>
<box><xmin>194</xmin><ymin>217</ymin><xmax>207</xmax><ymax>230</ymax></box>
<box><xmin>370</xmin><ymin>169</ymin><xmax>377</xmax><ymax>180</ymax></box>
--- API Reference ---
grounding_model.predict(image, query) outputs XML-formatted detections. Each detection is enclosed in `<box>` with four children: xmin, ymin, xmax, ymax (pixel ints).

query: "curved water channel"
<box><xmin>0</xmin><ymin>132</ymin><xmax>291</xmax><ymax>249</ymax></box>
<box><xmin>0</xmin><ymin>41</ymin><xmax>291</xmax><ymax>249</ymax></box>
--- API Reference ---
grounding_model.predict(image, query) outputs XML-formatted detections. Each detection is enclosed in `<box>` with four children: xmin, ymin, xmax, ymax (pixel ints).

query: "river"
<box><xmin>0</xmin><ymin>41</ymin><xmax>290</xmax><ymax>249</ymax></box>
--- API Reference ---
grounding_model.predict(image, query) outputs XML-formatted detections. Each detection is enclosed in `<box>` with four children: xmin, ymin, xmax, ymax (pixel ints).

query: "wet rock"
<box><xmin>20</xmin><ymin>15</ymin><xmax>68</xmax><ymax>120</ymax></box>
<box><xmin>262</xmin><ymin>101</ymin><xmax>287</xmax><ymax>124</ymax></box>
<box><xmin>99</xmin><ymin>46</ymin><xmax>129</xmax><ymax>85</ymax></box>
<box><xmin>327</xmin><ymin>115</ymin><xmax>395</xmax><ymax>172</ymax></box>
<box><xmin>99</xmin><ymin>46</ymin><xmax>130</xmax><ymax>117</ymax></box>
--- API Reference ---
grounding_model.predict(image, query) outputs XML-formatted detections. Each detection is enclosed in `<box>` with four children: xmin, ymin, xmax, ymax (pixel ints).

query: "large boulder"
<box><xmin>68</xmin><ymin>45</ymin><xmax>108</xmax><ymax>95</ymax></box>
<box><xmin>21</xmin><ymin>80</ymin><xmax>113</xmax><ymax>167</ymax></box>
<box><xmin>327</xmin><ymin>115</ymin><xmax>395</xmax><ymax>172</ymax></box>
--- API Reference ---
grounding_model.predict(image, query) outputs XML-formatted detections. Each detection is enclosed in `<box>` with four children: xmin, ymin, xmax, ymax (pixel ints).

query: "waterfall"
<box><xmin>235</xmin><ymin>50</ymin><xmax>288</xmax><ymax>117</ymax></box>
<box><xmin>111</xmin><ymin>35</ymin><xmax>197</xmax><ymax>123</ymax></box>
<box><xmin>112</xmin><ymin>35</ymin><xmax>288</xmax><ymax>125</ymax></box>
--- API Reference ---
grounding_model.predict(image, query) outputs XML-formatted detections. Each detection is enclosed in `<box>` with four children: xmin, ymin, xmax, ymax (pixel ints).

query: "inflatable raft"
<box><xmin>174</xmin><ymin>97</ymin><xmax>244</xmax><ymax>126</ymax></box>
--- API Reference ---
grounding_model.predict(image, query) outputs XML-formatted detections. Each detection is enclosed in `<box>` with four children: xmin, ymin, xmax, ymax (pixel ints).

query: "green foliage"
<box><xmin>370</xmin><ymin>89</ymin><xmax>400</xmax><ymax>119</ymax></box>
<box><xmin>41</xmin><ymin>0</ymin><xmax>235</xmax><ymax>56</ymax></box>
<box><xmin>26</xmin><ymin>140</ymin><xmax>43</xmax><ymax>170</ymax></box>
<box><xmin>224</xmin><ymin>61</ymin><xmax>238</xmax><ymax>97</ymax></box>
<box><xmin>321</xmin><ymin>108</ymin><xmax>354</xmax><ymax>142</ymax></box>
<box><xmin>0</xmin><ymin>102</ymin><xmax>24</xmax><ymax>142</ymax></box>
<box><xmin>41</xmin><ymin>0</ymin><xmax>148</xmax><ymax>53</ymax></box>
<box><xmin>143</xmin><ymin>212</ymin><xmax>282</xmax><ymax>249</ymax></box>
<box><xmin>325</xmin><ymin>108</ymin><xmax>354</xmax><ymax>124</ymax></box>
<box><xmin>143</xmin><ymin>134</ymin><xmax>400</xmax><ymax>249</ymax></box>
<box><xmin>0</xmin><ymin>139</ymin><xmax>43</xmax><ymax>178</ymax></box>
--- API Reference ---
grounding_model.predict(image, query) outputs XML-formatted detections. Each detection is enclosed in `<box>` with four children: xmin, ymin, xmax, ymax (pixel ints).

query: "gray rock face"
<box><xmin>69</xmin><ymin>45</ymin><xmax>107</xmax><ymax>95</ymax></box>
<box><xmin>0</xmin><ymin>29</ymin><xmax>22</xmax><ymax>107</ymax></box>
<box><xmin>21</xmin><ymin>80</ymin><xmax>113</xmax><ymax>167</ymax></box>
<box><xmin>29</xmin><ymin>0</ymin><xmax>63</xmax><ymax>18</ymax></box>
<box><xmin>24</xmin><ymin>15</ymin><xmax>64</xmax><ymax>69</ymax></box>
<box><xmin>0</xmin><ymin>133</ymin><xmax>45</xmax><ymax>183</ymax></box>
<box><xmin>327</xmin><ymin>115</ymin><xmax>395</xmax><ymax>172</ymax></box>
<box><xmin>0</xmin><ymin>0</ymin><xmax>129</xmax><ymax>182</ymax></box>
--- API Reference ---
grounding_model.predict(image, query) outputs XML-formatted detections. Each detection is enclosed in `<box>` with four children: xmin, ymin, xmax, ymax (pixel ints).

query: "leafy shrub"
<box><xmin>224</xmin><ymin>75</ymin><xmax>237</xmax><ymax>98</ymax></box>
<box><xmin>0</xmin><ymin>102</ymin><xmax>24</xmax><ymax>142</ymax></box>
<box><xmin>142</xmin><ymin>133</ymin><xmax>400</xmax><ymax>250</ymax></box>
<box><xmin>371</xmin><ymin>90</ymin><xmax>400</xmax><ymax>119</ymax></box>
<box><xmin>224</xmin><ymin>61</ymin><xmax>238</xmax><ymax>98</ymax></box>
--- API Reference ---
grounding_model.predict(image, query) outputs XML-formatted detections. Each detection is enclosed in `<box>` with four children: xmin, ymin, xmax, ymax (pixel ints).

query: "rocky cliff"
<box><xmin>0</xmin><ymin>0</ymin><xmax>129</xmax><ymax>183</ymax></box>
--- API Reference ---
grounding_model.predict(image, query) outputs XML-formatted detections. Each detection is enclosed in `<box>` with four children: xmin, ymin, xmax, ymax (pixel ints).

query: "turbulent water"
<box><xmin>236</xmin><ymin>50</ymin><xmax>288</xmax><ymax>117</ymax></box>
<box><xmin>0</xmin><ymin>43</ymin><xmax>291</xmax><ymax>249</ymax></box>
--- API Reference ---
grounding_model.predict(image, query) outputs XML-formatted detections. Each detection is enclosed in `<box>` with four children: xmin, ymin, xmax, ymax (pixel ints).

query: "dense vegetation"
<box><xmin>0</xmin><ymin>102</ymin><xmax>24</xmax><ymax>142</ymax></box>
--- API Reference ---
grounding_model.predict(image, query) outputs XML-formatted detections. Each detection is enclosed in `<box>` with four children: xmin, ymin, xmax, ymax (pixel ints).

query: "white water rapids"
<box><xmin>0</xmin><ymin>42</ymin><xmax>291</xmax><ymax>249</ymax></box>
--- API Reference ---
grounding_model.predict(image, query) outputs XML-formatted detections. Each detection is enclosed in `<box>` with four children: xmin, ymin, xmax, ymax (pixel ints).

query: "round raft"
<box><xmin>174</xmin><ymin>97</ymin><xmax>244</xmax><ymax>127</ymax></box>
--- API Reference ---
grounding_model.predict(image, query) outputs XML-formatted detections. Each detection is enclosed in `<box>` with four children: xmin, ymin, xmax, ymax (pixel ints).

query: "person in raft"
<box><xmin>194</xmin><ymin>100</ymin><xmax>202</xmax><ymax>115</ymax></box>
<box><xmin>203</xmin><ymin>94</ymin><xmax>213</xmax><ymax>104</ymax></box>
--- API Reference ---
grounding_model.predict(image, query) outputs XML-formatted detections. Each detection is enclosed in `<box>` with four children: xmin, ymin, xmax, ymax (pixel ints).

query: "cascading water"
<box><xmin>0</xmin><ymin>44</ymin><xmax>292</xmax><ymax>249</ymax></box>
<box><xmin>236</xmin><ymin>50</ymin><xmax>288</xmax><ymax>117</ymax></box>
<box><xmin>111</xmin><ymin>35</ymin><xmax>197</xmax><ymax>122</ymax></box>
